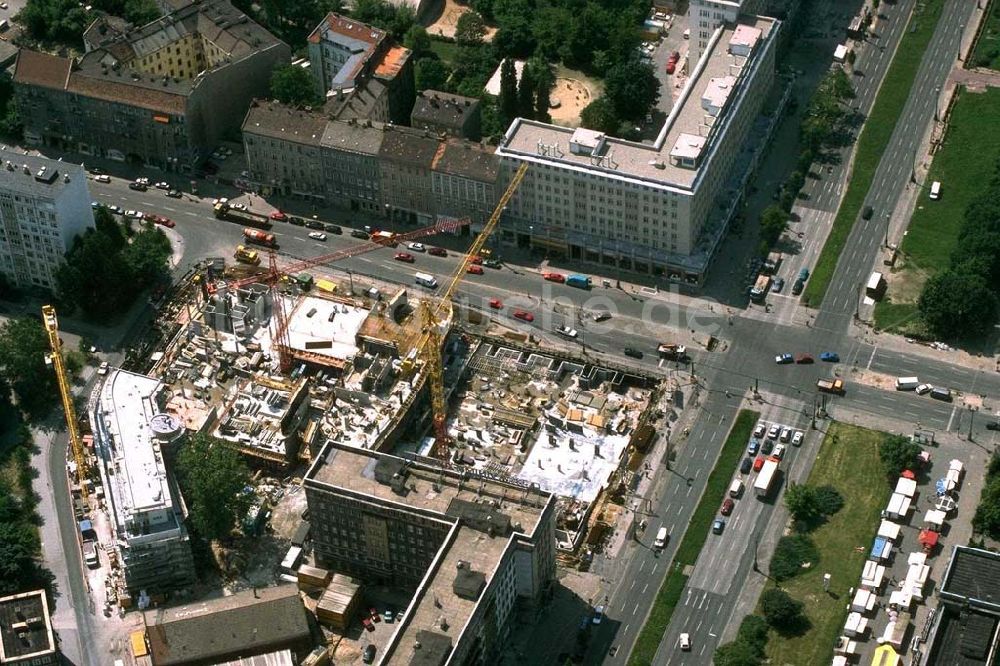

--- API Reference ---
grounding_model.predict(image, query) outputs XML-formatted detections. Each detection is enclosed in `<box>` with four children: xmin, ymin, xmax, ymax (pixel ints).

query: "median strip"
<box><xmin>802</xmin><ymin>0</ymin><xmax>945</xmax><ymax>306</ymax></box>
<box><xmin>628</xmin><ymin>409</ymin><xmax>759</xmax><ymax>665</ymax></box>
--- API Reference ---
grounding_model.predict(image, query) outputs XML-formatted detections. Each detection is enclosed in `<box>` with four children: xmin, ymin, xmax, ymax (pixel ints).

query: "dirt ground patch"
<box><xmin>423</xmin><ymin>0</ymin><xmax>497</xmax><ymax>41</ymax></box>
<box><xmin>548</xmin><ymin>68</ymin><xmax>602</xmax><ymax>127</ymax></box>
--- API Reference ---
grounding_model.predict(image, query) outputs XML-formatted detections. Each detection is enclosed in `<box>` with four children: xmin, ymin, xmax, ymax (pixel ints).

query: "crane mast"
<box><xmin>42</xmin><ymin>305</ymin><xmax>89</xmax><ymax>501</ymax></box>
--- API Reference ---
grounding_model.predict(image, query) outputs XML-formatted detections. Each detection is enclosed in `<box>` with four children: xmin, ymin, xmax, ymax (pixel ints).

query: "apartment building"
<box><xmin>13</xmin><ymin>0</ymin><xmax>289</xmax><ymax>172</ymax></box>
<box><xmin>307</xmin><ymin>13</ymin><xmax>414</xmax><ymax>125</ymax></box>
<box><xmin>688</xmin><ymin>0</ymin><xmax>764</xmax><ymax>67</ymax></box>
<box><xmin>411</xmin><ymin>90</ymin><xmax>482</xmax><ymax>140</ymax></box>
<box><xmin>92</xmin><ymin>369</ymin><xmax>196</xmax><ymax>597</ymax></box>
<box><xmin>242</xmin><ymin>102</ymin><xmax>498</xmax><ymax>223</ymax></box>
<box><xmin>495</xmin><ymin>14</ymin><xmax>778</xmax><ymax>284</ymax></box>
<box><xmin>0</xmin><ymin>149</ymin><xmax>94</xmax><ymax>291</ymax></box>
<box><xmin>304</xmin><ymin>443</ymin><xmax>557</xmax><ymax>665</ymax></box>
<box><xmin>0</xmin><ymin>590</ymin><xmax>59</xmax><ymax>666</ymax></box>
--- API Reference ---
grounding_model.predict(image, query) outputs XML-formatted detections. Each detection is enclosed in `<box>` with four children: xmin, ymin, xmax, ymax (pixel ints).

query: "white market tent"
<box><xmin>878</xmin><ymin>520</ymin><xmax>901</xmax><ymax>542</ymax></box>
<box><xmin>861</xmin><ymin>560</ymin><xmax>887</xmax><ymax>590</ymax></box>
<box><xmin>889</xmin><ymin>589</ymin><xmax>913</xmax><ymax>610</ymax></box>
<box><xmin>852</xmin><ymin>588</ymin><xmax>877</xmax><ymax>613</ymax></box>
<box><xmin>949</xmin><ymin>459</ymin><xmax>964</xmax><ymax>474</ymax></box>
<box><xmin>895</xmin><ymin>477</ymin><xmax>917</xmax><ymax>497</ymax></box>
<box><xmin>885</xmin><ymin>493</ymin><xmax>912</xmax><ymax>521</ymax></box>
<box><xmin>844</xmin><ymin>612</ymin><xmax>868</xmax><ymax>637</ymax></box>
<box><xmin>924</xmin><ymin>509</ymin><xmax>946</xmax><ymax>529</ymax></box>
<box><xmin>907</xmin><ymin>552</ymin><xmax>927</xmax><ymax>567</ymax></box>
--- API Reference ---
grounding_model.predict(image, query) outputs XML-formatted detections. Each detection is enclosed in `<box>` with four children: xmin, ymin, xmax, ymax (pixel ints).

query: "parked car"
<box><xmin>792</xmin><ymin>279</ymin><xmax>805</xmax><ymax>295</ymax></box>
<box><xmin>761</xmin><ymin>438</ymin><xmax>774</xmax><ymax>455</ymax></box>
<box><xmin>361</xmin><ymin>617</ymin><xmax>374</xmax><ymax>631</ymax></box>
<box><xmin>753</xmin><ymin>422</ymin><xmax>767</xmax><ymax>438</ymax></box>
<box><xmin>794</xmin><ymin>353</ymin><xmax>814</xmax><ymax>364</ymax></box>
<box><xmin>720</xmin><ymin>498</ymin><xmax>735</xmax><ymax>516</ymax></box>
<box><xmin>128</xmin><ymin>182</ymin><xmax>147</xmax><ymax>191</ymax></box>
<box><xmin>324</xmin><ymin>223</ymin><xmax>342</xmax><ymax>234</ymax></box>
<box><xmin>592</xmin><ymin>606</ymin><xmax>605</xmax><ymax>625</ymax></box>
<box><xmin>624</xmin><ymin>348</ymin><xmax>644</xmax><ymax>359</ymax></box>
<box><xmin>678</xmin><ymin>633</ymin><xmax>692</xmax><ymax>651</ymax></box>
<box><xmin>308</xmin><ymin>232</ymin><xmax>327</xmax><ymax>241</ymax></box>
<box><xmin>543</xmin><ymin>272</ymin><xmax>565</xmax><ymax>283</ymax></box>
<box><xmin>987</xmin><ymin>421</ymin><xmax>1000</xmax><ymax>431</ymax></box>
<box><xmin>98</xmin><ymin>361</ymin><xmax>109</xmax><ymax>375</ymax></box>
<box><xmin>819</xmin><ymin>351</ymin><xmax>840</xmax><ymax>362</ymax></box>
<box><xmin>773</xmin><ymin>443</ymin><xmax>787</xmax><ymax>460</ymax></box>
<box><xmin>288</xmin><ymin>216</ymin><xmax>306</xmax><ymax>226</ymax></box>
<box><xmin>428</xmin><ymin>247</ymin><xmax>447</xmax><ymax>257</ymax></box>
<box><xmin>747</xmin><ymin>438</ymin><xmax>760</xmax><ymax>456</ymax></box>
<box><xmin>592</xmin><ymin>311</ymin><xmax>612</xmax><ymax>322</ymax></box>
<box><xmin>772</xmin><ymin>276</ymin><xmax>785</xmax><ymax>293</ymax></box>
<box><xmin>791</xmin><ymin>431</ymin><xmax>804</xmax><ymax>447</ymax></box>
<box><xmin>394</xmin><ymin>252</ymin><xmax>415</xmax><ymax>263</ymax></box>
<box><xmin>384</xmin><ymin>609</ymin><xmax>395</xmax><ymax>623</ymax></box>
<box><xmin>740</xmin><ymin>457</ymin><xmax>753</xmax><ymax>475</ymax></box>
<box><xmin>489</xmin><ymin>298</ymin><xmax>503</xmax><ymax>309</ymax></box>
<box><xmin>779</xmin><ymin>427</ymin><xmax>792</xmax><ymax>442</ymax></box>
<box><xmin>484</xmin><ymin>258</ymin><xmax>503</xmax><ymax>269</ymax></box>
<box><xmin>369</xmin><ymin>608</ymin><xmax>380</xmax><ymax>622</ymax></box>
<box><xmin>467</xmin><ymin>265</ymin><xmax>484</xmax><ymax>275</ymax></box>
<box><xmin>87</xmin><ymin>167</ymin><xmax>104</xmax><ymax>175</ymax></box>
<box><xmin>915</xmin><ymin>383</ymin><xmax>933</xmax><ymax>395</ymax></box>
<box><xmin>305</xmin><ymin>219</ymin><xmax>324</xmax><ymax>230</ymax></box>
<box><xmin>269</xmin><ymin>211</ymin><xmax>287</xmax><ymax>221</ymax></box>
<box><xmin>753</xmin><ymin>456</ymin><xmax>765</xmax><ymax>472</ymax></box>
<box><xmin>154</xmin><ymin>181</ymin><xmax>170</xmax><ymax>190</ymax></box>
<box><xmin>95</xmin><ymin>174</ymin><xmax>111</xmax><ymax>183</ymax></box>
<box><xmin>363</xmin><ymin>645</ymin><xmax>377</xmax><ymax>663</ymax></box>
<box><xmin>798</xmin><ymin>267</ymin><xmax>810</xmax><ymax>282</ymax></box>
<box><xmin>153</xmin><ymin>216</ymin><xmax>175</xmax><ymax>228</ymax></box>
<box><xmin>351</xmin><ymin>228</ymin><xmax>369</xmax><ymax>238</ymax></box>
<box><xmin>712</xmin><ymin>519</ymin><xmax>725</xmax><ymax>534</ymax></box>
<box><xmin>513</xmin><ymin>310</ymin><xmax>534</xmax><ymax>322</ymax></box>
<box><xmin>408</xmin><ymin>242</ymin><xmax>426</xmax><ymax>252</ymax></box>
<box><xmin>775</xmin><ymin>353</ymin><xmax>794</xmax><ymax>364</ymax></box>
<box><xmin>468</xmin><ymin>255</ymin><xmax>483</xmax><ymax>265</ymax></box>
<box><xmin>166</xmin><ymin>189</ymin><xmax>182</xmax><ymax>198</ymax></box>
<box><xmin>767</xmin><ymin>424</ymin><xmax>780</xmax><ymax>440</ymax></box>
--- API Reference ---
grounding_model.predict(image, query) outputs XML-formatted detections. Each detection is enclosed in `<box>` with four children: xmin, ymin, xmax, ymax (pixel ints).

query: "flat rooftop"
<box><xmin>97</xmin><ymin>370</ymin><xmax>176</xmax><ymax>524</ymax></box>
<box><xmin>497</xmin><ymin>16</ymin><xmax>776</xmax><ymax>191</ymax></box>
<box><xmin>284</xmin><ymin>295</ymin><xmax>368</xmax><ymax>361</ymax></box>
<box><xmin>0</xmin><ymin>590</ymin><xmax>56</xmax><ymax>662</ymax></box>
<box><xmin>942</xmin><ymin>546</ymin><xmax>1000</xmax><ymax>613</ymax></box>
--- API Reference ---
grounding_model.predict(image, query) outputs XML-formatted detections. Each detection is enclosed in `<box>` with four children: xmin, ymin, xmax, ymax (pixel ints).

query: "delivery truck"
<box><xmin>895</xmin><ymin>377</ymin><xmax>920</xmax><ymax>391</ymax></box>
<box><xmin>657</xmin><ymin>342</ymin><xmax>688</xmax><ymax>361</ymax></box>
<box><xmin>214</xmin><ymin>203</ymin><xmax>271</xmax><ymax>229</ymax></box>
<box><xmin>566</xmin><ymin>274</ymin><xmax>592</xmax><ymax>289</ymax></box>
<box><xmin>754</xmin><ymin>458</ymin><xmax>779</xmax><ymax>498</ymax></box>
<box><xmin>817</xmin><ymin>378</ymin><xmax>845</xmax><ymax>394</ymax></box>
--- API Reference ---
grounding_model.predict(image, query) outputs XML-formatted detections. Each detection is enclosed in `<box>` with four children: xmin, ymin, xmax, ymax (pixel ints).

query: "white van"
<box><xmin>414</xmin><ymin>272</ymin><xmax>438</xmax><ymax>288</ymax></box>
<box><xmin>895</xmin><ymin>377</ymin><xmax>920</xmax><ymax>391</ymax></box>
<box><xmin>728</xmin><ymin>479</ymin><xmax>744</xmax><ymax>498</ymax></box>
<box><xmin>654</xmin><ymin>527</ymin><xmax>669</xmax><ymax>549</ymax></box>
<box><xmin>929</xmin><ymin>181</ymin><xmax>941</xmax><ymax>200</ymax></box>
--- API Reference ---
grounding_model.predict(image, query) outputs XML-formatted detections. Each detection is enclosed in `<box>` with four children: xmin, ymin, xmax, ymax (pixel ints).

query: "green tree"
<box><xmin>517</xmin><ymin>66</ymin><xmax>535</xmax><ymax>119</ymax></box>
<box><xmin>918</xmin><ymin>268</ymin><xmax>999</xmax><ymax>339</ymax></box>
<box><xmin>603</xmin><ymin>60</ymin><xmax>660</xmax><ymax>121</ymax></box>
<box><xmin>784</xmin><ymin>483</ymin><xmax>822</xmax><ymax>524</ymax></box>
<box><xmin>736</xmin><ymin>614</ymin><xmax>769</xmax><ymax>656</ymax></box>
<box><xmin>759</xmin><ymin>205</ymin><xmax>788</xmax><ymax>247</ymax></box>
<box><xmin>17</xmin><ymin>0</ymin><xmax>91</xmax><ymax>48</ymax></box>
<box><xmin>973</xmin><ymin>478</ymin><xmax>1000</xmax><ymax>539</ymax></box>
<box><xmin>813</xmin><ymin>485</ymin><xmax>845</xmax><ymax>515</ymax></box>
<box><xmin>878</xmin><ymin>435</ymin><xmax>922</xmax><ymax>479</ymax></box>
<box><xmin>175</xmin><ymin>434</ymin><xmax>253</xmax><ymax>541</ymax></box>
<box><xmin>498</xmin><ymin>58</ymin><xmax>519</xmax><ymax>124</ymax></box>
<box><xmin>0</xmin><ymin>317</ymin><xmax>58</xmax><ymax>419</ymax></box>
<box><xmin>579</xmin><ymin>97</ymin><xmax>620</xmax><ymax>134</ymax></box>
<box><xmin>123</xmin><ymin>227</ymin><xmax>172</xmax><ymax>284</ymax></box>
<box><xmin>714</xmin><ymin>641</ymin><xmax>762</xmax><ymax>666</ymax></box>
<box><xmin>761</xmin><ymin>588</ymin><xmax>805</xmax><ymax>631</ymax></box>
<box><xmin>0</xmin><ymin>521</ymin><xmax>42</xmax><ymax>596</ymax></box>
<box><xmin>270</xmin><ymin>65</ymin><xmax>319</xmax><ymax>107</ymax></box>
<box><xmin>492</xmin><ymin>15</ymin><xmax>535</xmax><ymax>58</ymax></box>
<box><xmin>352</xmin><ymin>0</ymin><xmax>413</xmax><ymax>39</ymax></box>
<box><xmin>416</xmin><ymin>58</ymin><xmax>451</xmax><ymax>92</ymax></box>
<box><xmin>770</xmin><ymin>534</ymin><xmax>819</xmax><ymax>581</ymax></box>
<box><xmin>403</xmin><ymin>25</ymin><xmax>431</xmax><ymax>57</ymax></box>
<box><xmin>455</xmin><ymin>10</ymin><xmax>486</xmax><ymax>46</ymax></box>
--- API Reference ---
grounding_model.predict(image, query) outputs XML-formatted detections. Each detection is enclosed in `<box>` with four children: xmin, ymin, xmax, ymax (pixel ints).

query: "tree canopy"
<box><xmin>455</xmin><ymin>10</ymin><xmax>486</xmax><ymax>46</ymax></box>
<box><xmin>603</xmin><ymin>60</ymin><xmax>660</xmax><ymax>121</ymax></box>
<box><xmin>175</xmin><ymin>434</ymin><xmax>253</xmax><ymax>541</ymax></box>
<box><xmin>761</xmin><ymin>588</ymin><xmax>806</xmax><ymax>632</ymax></box>
<box><xmin>878</xmin><ymin>435</ymin><xmax>923</xmax><ymax>479</ymax></box>
<box><xmin>580</xmin><ymin>97</ymin><xmax>621</xmax><ymax>134</ymax></box>
<box><xmin>352</xmin><ymin>0</ymin><xmax>415</xmax><ymax>40</ymax></box>
<box><xmin>270</xmin><ymin>65</ymin><xmax>320</xmax><ymax>107</ymax></box>
<box><xmin>0</xmin><ymin>317</ymin><xmax>58</xmax><ymax>419</ymax></box>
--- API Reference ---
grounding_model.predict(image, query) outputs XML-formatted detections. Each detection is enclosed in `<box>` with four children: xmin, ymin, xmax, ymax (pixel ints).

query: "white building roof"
<box><xmin>284</xmin><ymin>295</ymin><xmax>367</xmax><ymax>361</ymax></box>
<box><xmin>729</xmin><ymin>24</ymin><xmax>761</xmax><ymax>51</ymax></box>
<box><xmin>484</xmin><ymin>58</ymin><xmax>525</xmax><ymax>97</ymax></box>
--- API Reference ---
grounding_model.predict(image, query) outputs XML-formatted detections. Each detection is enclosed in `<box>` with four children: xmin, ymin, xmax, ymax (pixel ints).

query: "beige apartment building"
<box><xmin>496</xmin><ymin>11</ymin><xmax>777</xmax><ymax>284</ymax></box>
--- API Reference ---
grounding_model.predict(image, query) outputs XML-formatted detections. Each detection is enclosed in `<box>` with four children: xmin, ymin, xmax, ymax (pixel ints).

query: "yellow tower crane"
<box><xmin>41</xmin><ymin>305</ymin><xmax>89</xmax><ymax>502</ymax></box>
<box><xmin>419</xmin><ymin>162</ymin><xmax>529</xmax><ymax>459</ymax></box>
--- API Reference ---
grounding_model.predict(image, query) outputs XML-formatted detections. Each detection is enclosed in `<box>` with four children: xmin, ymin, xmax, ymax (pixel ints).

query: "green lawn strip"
<box><xmin>428</xmin><ymin>38</ymin><xmax>460</xmax><ymax>65</ymax></box>
<box><xmin>972</xmin><ymin>0</ymin><xmax>1000</xmax><ymax>69</ymax></box>
<box><xmin>872</xmin><ymin>300</ymin><xmax>921</xmax><ymax>333</ymax></box>
<box><xmin>762</xmin><ymin>423</ymin><xmax>892</xmax><ymax>665</ymax></box>
<box><xmin>803</xmin><ymin>0</ymin><xmax>945</xmax><ymax>306</ymax></box>
<box><xmin>874</xmin><ymin>87</ymin><xmax>1000</xmax><ymax>331</ymax></box>
<box><xmin>628</xmin><ymin>409</ymin><xmax>759</xmax><ymax>665</ymax></box>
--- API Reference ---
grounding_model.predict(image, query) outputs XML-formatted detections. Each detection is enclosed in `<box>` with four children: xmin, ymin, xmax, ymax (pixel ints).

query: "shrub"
<box><xmin>770</xmin><ymin>534</ymin><xmax>819</xmax><ymax>582</ymax></box>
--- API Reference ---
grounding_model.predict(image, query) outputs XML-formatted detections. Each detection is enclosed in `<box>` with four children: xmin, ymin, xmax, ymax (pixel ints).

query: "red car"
<box><xmin>370</xmin><ymin>608</ymin><xmax>380</xmax><ymax>623</ymax></box>
<box><xmin>489</xmin><ymin>298</ymin><xmax>503</xmax><ymax>309</ymax></box>
<box><xmin>721</xmin><ymin>498</ymin><xmax>735</xmax><ymax>516</ymax></box>
<box><xmin>269</xmin><ymin>211</ymin><xmax>287</xmax><ymax>221</ymax></box>
<box><xmin>468</xmin><ymin>255</ymin><xmax>483</xmax><ymax>265</ymax></box>
<box><xmin>428</xmin><ymin>247</ymin><xmax>447</xmax><ymax>257</ymax></box>
<box><xmin>151</xmin><ymin>215</ymin><xmax>175</xmax><ymax>228</ymax></box>
<box><xmin>362</xmin><ymin>617</ymin><xmax>375</xmax><ymax>631</ymax></box>
<box><xmin>543</xmin><ymin>272</ymin><xmax>565</xmax><ymax>283</ymax></box>
<box><xmin>666</xmin><ymin>51</ymin><xmax>680</xmax><ymax>75</ymax></box>
<box><xmin>467</xmin><ymin>265</ymin><xmax>484</xmax><ymax>275</ymax></box>
<box><xmin>753</xmin><ymin>456</ymin><xmax>765</xmax><ymax>472</ymax></box>
<box><xmin>394</xmin><ymin>252</ymin><xmax>415</xmax><ymax>263</ymax></box>
<box><xmin>513</xmin><ymin>310</ymin><xmax>534</xmax><ymax>322</ymax></box>
<box><xmin>794</xmin><ymin>353</ymin><xmax>814</xmax><ymax>364</ymax></box>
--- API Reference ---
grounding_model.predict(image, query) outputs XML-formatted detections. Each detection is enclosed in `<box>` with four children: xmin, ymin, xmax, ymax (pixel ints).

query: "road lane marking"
<box><xmin>630</xmin><ymin>579</ymin><xmax>635</xmax><ymax>589</ymax></box>
<box><xmin>947</xmin><ymin>405</ymin><xmax>957</xmax><ymax>431</ymax></box>
<box><xmin>633</xmin><ymin>603</ymin><xmax>640</xmax><ymax>616</ymax></box>
<box><xmin>184</xmin><ymin>211</ymin><xmax>196</xmax><ymax>216</ymax></box>
<box><xmin>867</xmin><ymin>346</ymin><xmax>878</xmax><ymax>370</ymax></box>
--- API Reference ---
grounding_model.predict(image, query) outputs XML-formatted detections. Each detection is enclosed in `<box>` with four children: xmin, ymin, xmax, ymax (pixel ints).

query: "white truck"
<box><xmin>754</xmin><ymin>458</ymin><xmax>780</xmax><ymax>499</ymax></box>
<box><xmin>555</xmin><ymin>325</ymin><xmax>578</xmax><ymax>339</ymax></box>
<box><xmin>414</xmin><ymin>272</ymin><xmax>438</xmax><ymax>288</ymax></box>
<box><xmin>895</xmin><ymin>376</ymin><xmax>920</xmax><ymax>391</ymax></box>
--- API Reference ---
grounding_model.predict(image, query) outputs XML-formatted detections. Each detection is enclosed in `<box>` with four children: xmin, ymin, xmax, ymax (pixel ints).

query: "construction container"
<box><xmin>315</xmin><ymin>574</ymin><xmax>361</xmax><ymax>630</ymax></box>
<box><xmin>297</xmin><ymin>564</ymin><xmax>331</xmax><ymax>590</ymax></box>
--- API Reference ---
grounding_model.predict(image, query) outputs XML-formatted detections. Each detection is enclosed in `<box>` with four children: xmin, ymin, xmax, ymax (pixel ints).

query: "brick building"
<box><xmin>410</xmin><ymin>90</ymin><xmax>482</xmax><ymax>140</ymax></box>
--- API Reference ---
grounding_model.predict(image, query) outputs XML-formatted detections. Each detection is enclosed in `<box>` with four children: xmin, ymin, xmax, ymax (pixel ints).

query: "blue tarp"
<box><xmin>870</xmin><ymin>536</ymin><xmax>891</xmax><ymax>561</ymax></box>
<box><xmin>936</xmin><ymin>479</ymin><xmax>948</xmax><ymax>495</ymax></box>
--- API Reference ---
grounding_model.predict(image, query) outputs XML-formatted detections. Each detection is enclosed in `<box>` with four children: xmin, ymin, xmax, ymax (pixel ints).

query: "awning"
<box><xmin>900</xmin><ymin>469</ymin><xmax>916</xmax><ymax>480</ymax></box>
<box><xmin>877</xmin><ymin>520</ymin><xmax>900</xmax><ymax>542</ymax></box>
<box><xmin>923</xmin><ymin>509</ymin><xmax>946</xmax><ymax>528</ymax></box>
<box><xmin>919</xmin><ymin>529</ymin><xmax>939</xmax><ymax>550</ymax></box>
<box><xmin>871</xmin><ymin>643</ymin><xmax>900</xmax><ymax>666</ymax></box>
<box><xmin>894</xmin><ymin>477</ymin><xmax>917</xmax><ymax>497</ymax></box>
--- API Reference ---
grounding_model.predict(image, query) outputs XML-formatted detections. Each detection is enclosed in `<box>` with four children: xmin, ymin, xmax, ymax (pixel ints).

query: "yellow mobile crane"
<box><xmin>419</xmin><ymin>162</ymin><xmax>529</xmax><ymax>459</ymax></box>
<box><xmin>42</xmin><ymin>305</ymin><xmax>89</xmax><ymax>502</ymax></box>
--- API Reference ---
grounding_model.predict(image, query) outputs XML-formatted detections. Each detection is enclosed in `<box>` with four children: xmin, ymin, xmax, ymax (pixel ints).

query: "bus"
<box><xmin>754</xmin><ymin>458</ymin><xmax>779</xmax><ymax>498</ymax></box>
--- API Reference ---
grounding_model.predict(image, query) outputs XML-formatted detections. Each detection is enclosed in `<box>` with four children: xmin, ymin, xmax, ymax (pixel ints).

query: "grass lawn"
<box><xmin>972</xmin><ymin>0</ymin><xmax>1000</xmax><ymax>70</ymax></box>
<box><xmin>762</xmin><ymin>422</ymin><xmax>892</xmax><ymax>666</ymax></box>
<box><xmin>629</xmin><ymin>409</ymin><xmax>759</xmax><ymax>665</ymax></box>
<box><xmin>428</xmin><ymin>38</ymin><xmax>461</xmax><ymax>66</ymax></box>
<box><xmin>874</xmin><ymin>86</ymin><xmax>1000</xmax><ymax>332</ymax></box>
<box><xmin>803</xmin><ymin>0</ymin><xmax>944</xmax><ymax>306</ymax></box>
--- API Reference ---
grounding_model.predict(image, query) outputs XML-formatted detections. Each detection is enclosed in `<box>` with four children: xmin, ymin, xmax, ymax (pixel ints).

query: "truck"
<box><xmin>371</xmin><ymin>230</ymin><xmax>398</xmax><ymax>247</ymax></box>
<box><xmin>753</xmin><ymin>458</ymin><xmax>779</xmax><ymax>498</ymax></box>
<box><xmin>895</xmin><ymin>376</ymin><xmax>919</xmax><ymax>391</ymax></box>
<box><xmin>555</xmin><ymin>325</ymin><xmax>579</xmax><ymax>339</ymax></box>
<box><xmin>817</xmin><ymin>377</ymin><xmax>846</xmax><ymax>394</ymax></box>
<box><xmin>566</xmin><ymin>274</ymin><xmax>592</xmax><ymax>290</ymax></box>
<box><xmin>414</xmin><ymin>272</ymin><xmax>438</xmax><ymax>288</ymax></box>
<box><xmin>657</xmin><ymin>342</ymin><xmax>688</xmax><ymax>361</ymax></box>
<box><xmin>82</xmin><ymin>540</ymin><xmax>100</xmax><ymax>568</ymax></box>
<box><xmin>749</xmin><ymin>274</ymin><xmax>771</xmax><ymax>302</ymax></box>
<box><xmin>866</xmin><ymin>271</ymin><xmax>886</xmax><ymax>299</ymax></box>
<box><xmin>763</xmin><ymin>252</ymin><xmax>783</xmax><ymax>275</ymax></box>
<box><xmin>234</xmin><ymin>244</ymin><xmax>260</xmax><ymax>265</ymax></box>
<box><xmin>243</xmin><ymin>228</ymin><xmax>277</xmax><ymax>248</ymax></box>
<box><xmin>214</xmin><ymin>203</ymin><xmax>271</xmax><ymax>229</ymax></box>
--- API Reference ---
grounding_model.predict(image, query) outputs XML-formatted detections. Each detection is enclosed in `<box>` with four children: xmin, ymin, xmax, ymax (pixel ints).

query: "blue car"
<box><xmin>772</xmin><ymin>277</ymin><xmax>785</xmax><ymax>293</ymax></box>
<box><xmin>747</xmin><ymin>438</ymin><xmax>760</xmax><ymax>455</ymax></box>
<box><xmin>798</xmin><ymin>267</ymin><xmax>810</xmax><ymax>282</ymax></box>
<box><xmin>775</xmin><ymin>353</ymin><xmax>794</xmax><ymax>364</ymax></box>
<box><xmin>819</xmin><ymin>351</ymin><xmax>840</xmax><ymax>362</ymax></box>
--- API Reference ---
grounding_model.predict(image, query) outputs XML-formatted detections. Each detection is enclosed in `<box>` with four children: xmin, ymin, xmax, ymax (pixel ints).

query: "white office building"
<box><xmin>0</xmin><ymin>149</ymin><xmax>93</xmax><ymax>290</ymax></box>
<box><xmin>688</xmin><ymin>0</ymin><xmax>764</xmax><ymax>67</ymax></box>
<box><xmin>496</xmin><ymin>11</ymin><xmax>778</xmax><ymax>284</ymax></box>
<box><xmin>92</xmin><ymin>369</ymin><xmax>195</xmax><ymax>598</ymax></box>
